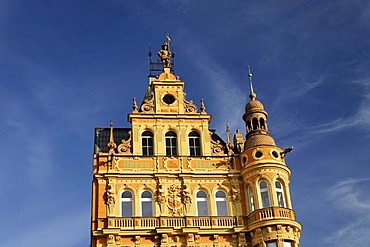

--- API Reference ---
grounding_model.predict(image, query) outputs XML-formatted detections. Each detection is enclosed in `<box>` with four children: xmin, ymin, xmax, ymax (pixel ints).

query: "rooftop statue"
<box><xmin>158</xmin><ymin>42</ymin><xmax>172</xmax><ymax>68</ymax></box>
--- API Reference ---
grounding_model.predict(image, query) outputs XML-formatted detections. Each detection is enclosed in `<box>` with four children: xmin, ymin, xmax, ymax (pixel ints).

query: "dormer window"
<box><xmin>189</xmin><ymin>131</ymin><xmax>201</xmax><ymax>156</ymax></box>
<box><xmin>165</xmin><ymin>131</ymin><xmax>177</xmax><ymax>156</ymax></box>
<box><xmin>142</xmin><ymin>131</ymin><xmax>154</xmax><ymax>156</ymax></box>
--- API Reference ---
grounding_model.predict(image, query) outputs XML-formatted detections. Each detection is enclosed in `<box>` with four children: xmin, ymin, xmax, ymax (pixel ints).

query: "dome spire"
<box><xmin>248</xmin><ymin>66</ymin><xmax>256</xmax><ymax>100</ymax></box>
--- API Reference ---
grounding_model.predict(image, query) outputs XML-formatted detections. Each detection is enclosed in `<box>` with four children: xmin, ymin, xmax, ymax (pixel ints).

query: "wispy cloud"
<box><xmin>325</xmin><ymin>178</ymin><xmax>370</xmax><ymax>246</ymax></box>
<box><xmin>310</xmin><ymin>77</ymin><xmax>370</xmax><ymax>134</ymax></box>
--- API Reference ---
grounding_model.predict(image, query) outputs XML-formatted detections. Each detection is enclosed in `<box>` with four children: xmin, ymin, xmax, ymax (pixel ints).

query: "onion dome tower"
<box><xmin>239</xmin><ymin>68</ymin><xmax>302</xmax><ymax>247</ymax></box>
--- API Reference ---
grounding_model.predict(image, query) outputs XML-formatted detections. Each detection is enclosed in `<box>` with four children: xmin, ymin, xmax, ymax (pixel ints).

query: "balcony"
<box><xmin>246</xmin><ymin>207</ymin><xmax>296</xmax><ymax>226</ymax></box>
<box><xmin>107</xmin><ymin>216</ymin><xmax>241</xmax><ymax>230</ymax></box>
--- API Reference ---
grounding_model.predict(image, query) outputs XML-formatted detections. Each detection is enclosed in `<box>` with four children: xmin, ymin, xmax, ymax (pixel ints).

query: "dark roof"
<box><xmin>94</xmin><ymin>128</ymin><xmax>131</xmax><ymax>154</ymax></box>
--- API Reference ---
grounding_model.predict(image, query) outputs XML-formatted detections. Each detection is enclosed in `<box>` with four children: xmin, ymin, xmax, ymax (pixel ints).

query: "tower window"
<box><xmin>142</xmin><ymin>131</ymin><xmax>154</xmax><ymax>156</ymax></box>
<box><xmin>248</xmin><ymin>186</ymin><xmax>255</xmax><ymax>212</ymax></box>
<box><xmin>140</xmin><ymin>190</ymin><xmax>153</xmax><ymax>217</ymax></box>
<box><xmin>259</xmin><ymin>180</ymin><xmax>271</xmax><ymax>208</ymax></box>
<box><xmin>189</xmin><ymin>131</ymin><xmax>201</xmax><ymax>156</ymax></box>
<box><xmin>252</xmin><ymin>118</ymin><xmax>259</xmax><ymax>130</ymax></box>
<box><xmin>121</xmin><ymin>191</ymin><xmax>133</xmax><ymax>217</ymax></box>
<box><xmin>196</xmin><ymin>190</ymin><xmax>209</xmax><ymax>216</ymax></box>
<box><xmin>165</xmin><ymin>131</ymin><xmax>177</xmax><ymax>156</ymax></box>
<box><xmin>215</xmin><ymin>190</ymin><xmax>228</xmax><ymax>216</ymax></box>
<box><xmin>260</xmin><ymin>118</ymin><xmax>266</xmax><ymax>129</ymax></box>
<box><xmin>275</xmin><ymin>180</ymin><xmax>286</xmax><ymax>207</ymax></box>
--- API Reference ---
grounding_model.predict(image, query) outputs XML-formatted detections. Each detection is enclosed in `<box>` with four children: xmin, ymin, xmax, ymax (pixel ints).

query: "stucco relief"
<box><xmin>117</xmin><ymin>131</ymin><xmax>131</xmax><ymax>155</ymax></box>
<box><xmin>141</xmin><ymin>92</ymin><xmax>155</xmax><ymax>113</ymax></box>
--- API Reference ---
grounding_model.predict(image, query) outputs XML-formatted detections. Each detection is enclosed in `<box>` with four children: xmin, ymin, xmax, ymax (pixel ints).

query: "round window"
<box><xmin>163</xmin><ymin>94</ymin><xmax>176</xmax><ymax>105</ymax></box>
<box><xmin>272</xmin><ymin>151</ymin><xmax>279</xmax><ymax>158</ymax></box>
<box><xmin>242</xmin><ymin>156</ymin><xmax>247</xmax><ymax>164</ymax></box>
<box><xmin>255</xmin><ymin>151</ymin><xmax>263</xmax><ymax>158</ymax></box>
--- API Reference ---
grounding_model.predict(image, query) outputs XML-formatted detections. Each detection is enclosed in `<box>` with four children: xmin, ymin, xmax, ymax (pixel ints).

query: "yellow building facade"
<box><xmin>91</xmin><ymin>40</ymin><xmax>302</xmax><ymax>247</ymax></box>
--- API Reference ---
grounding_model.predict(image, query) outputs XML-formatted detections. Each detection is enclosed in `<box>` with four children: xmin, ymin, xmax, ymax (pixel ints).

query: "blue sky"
<box><xmin>1</xmin><ymin>0</ymin><xmax>370</xmax><ymax>246</ymax></box>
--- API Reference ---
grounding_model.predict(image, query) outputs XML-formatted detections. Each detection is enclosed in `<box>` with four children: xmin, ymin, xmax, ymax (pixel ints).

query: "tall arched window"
<box><xmin>189</xmin><ymin>131</ymin><xmax>201</xmax><ymax>156</ymax></box>
<box><xmin>140</xmin><ymin>190</ymin><xmax>153</xmax><ymax>216</ymax></box>
<box><xmin>215</xmin><ymin>190</ymin><xmax>228</xmax><ymax>216</ymax></box>
<box><xmin>142</xmin><ymin>131</ymin><xmax>154</xmax><ymax>156</ymax></box>
<box><xmin>165</xmin><ymin>131</ymin><xmax>177</xmax><ymax>156</ymax></box>
<box><xmin>248</xmin><ymin>186</ymin><xmax>255</xmax><ymax>212</ymax></box>
<box><xmin>196</xmin><ymin>190</ymin><xmax>209</xmax><ymax>216</ymax></box>
<box><xmin>259</xmin><ymin>180</ymin><xmax>271</xmax><ymax>208</ymax></box>
<box><xmin>121</xmin><ymin>191</ymin><xmax>133</xmax><ymax>217</ymax></box>
<box><xmin>275</xmin><ymin>180</ymin><xmax>286</xmax><ymax>207</ymax></box>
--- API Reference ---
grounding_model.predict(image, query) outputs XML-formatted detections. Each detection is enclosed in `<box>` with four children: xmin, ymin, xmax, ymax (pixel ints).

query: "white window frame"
<box><xmin>248</xmin><ymin>185</ymin><xmax>255</xmax><ymax>212</ymax></box>
<box><xmin>215</xmin><ymin>190</ymin><xmax>228</xmax><ymax>216</ymax></box>
<box><xmin>259</xmin><ymin>180</ymin><xmax>271</xmax><ymax>208</ymax></box>
<box><xmin>195</xmin><ymin>190</ymin><xmax>209</xmax><ymax>216</ymax></box>
<box><xmin>189</xmin><ymin>131</ymin><xmax>201</xmax><ymax>156</ymax></box>
<box><xmin>275</xmin><ymin>180</ymin><xmax>286</xmax><ymax>208</ymax></box>
<box><xmin>120</xmin><ymin>190</ymin><xmax>133</xmax><ymax>217</ymax></box>
<box><xmin>140</xmin><ymin>190</ymin><xmax>153</xmax><ymax>217</ymax></box>
<box><xmin>142</xmin><ymin>131</ymin><xmax>154</xmax><ymax>156</ymax></box>
<box><xmin>165</xmin><ymin>131</ymin><xmax>177</xmax><ymax>156</ymax></box>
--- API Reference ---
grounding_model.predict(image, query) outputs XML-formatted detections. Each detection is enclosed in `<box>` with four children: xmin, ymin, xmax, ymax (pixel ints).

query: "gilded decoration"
<box><xmin>183</xmin><ymin>93</ymin><xmax>198</xmax><ymax>113</ymax></box>
<box><xmin>167</xmin><ymin>184</ymin><xmax>182</xmax><ymax>215</ymax></box>
<box><xmin>141</xmin><ymin>92</ymin><xmax>155</xmax><ymax>113</ymax></box>
<box><xmin>104</xmin><ymin>181</ymin><xmax>115</xmax><ymax>215</ymax></box>
<box><xmin>117</xmin><ymin>131</ymin><xmax>131</xmax><ymax>154</ymax></box>
<box><xmin>210</xmin><ymin>131</ymin><xmax>225</xmax><ymax>156</ymax></box>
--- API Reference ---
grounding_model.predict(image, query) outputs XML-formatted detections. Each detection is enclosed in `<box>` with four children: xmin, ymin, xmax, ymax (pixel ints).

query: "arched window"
<box><xmin>252</xmin><ymin>118</ymin><xmax>259</xmax><ymax>130</ymax></box>
<box><xmin>215</xmin><ymin>190</ymin><xmax>228</xmax><ymax>216</ymax></box>
<box><xmin>247</xmin><ymin>121</ymin><xmax>252</xmax><ymax>132</ymax></box>
<box><xmin>121</xmin><ymin>191</ymin><xmax>133</xmax><ymax>217</ymax></box>
<box><xmin>196</xmin><ymin>190</ymin><xmax>209</xmax><ymax>216</ymax></box>
<box><xmin>275</xmin><ymin>180</ymin><xmax>286</xmax><ymax>207</ymax></box>
<box><xmin>165</xmin><ymin>131</ymin><xmax>177</xmax><ymax>156</ymax></box>
<box><xmin>189</xmin><ymin>131</ymin><xmax>201</xmax><ymax>156</ymax></box>
<box><xmin>248</xmin><ymin>186</ymin><xmax>255</xmax><ymax>212</ymax></box>
<box><xmin>140</xmin><ymin>190</ymin><xmax>153</xmax><ymax>216</ymax></box>
<box><xmin>260</xmin><ymin>118</ymin><xmax>266</xmax><ymax>129</ymax></box>
<box><xmin>142</xmin><ymin>131</ymin><xmax>154</xmax><ymax>156</ymax></box>
<box><xmin>259</xmin><ymin>180</ymin><xmax>271</xmax><ymax>208</ymax></box>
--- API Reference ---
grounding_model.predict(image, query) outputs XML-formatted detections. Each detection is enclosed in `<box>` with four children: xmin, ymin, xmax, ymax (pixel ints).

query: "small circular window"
<box><xmin>242</xmin><ymin>156</ymin><xmax>247</xmax><ymax>165</ymax></box>
<box><xmin>255</xmin><ymin>151</ymin><xmax>263</xmax><ymax>158</ymax></box>
<box><xmin>272</xmin><ymin>151</ymin><xmax>279</xmax><ymax>158</ymax></box>
<box><xmin>162</xmin><ymin>94</ymin><xmax>176</xmax><ymax>105</ymax></box>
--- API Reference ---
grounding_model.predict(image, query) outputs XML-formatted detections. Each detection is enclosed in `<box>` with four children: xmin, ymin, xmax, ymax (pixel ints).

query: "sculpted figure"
<box><xmin>158</xmin><ymin>43</ymin><xmax>172</xmax><ymax>67</ymax></box>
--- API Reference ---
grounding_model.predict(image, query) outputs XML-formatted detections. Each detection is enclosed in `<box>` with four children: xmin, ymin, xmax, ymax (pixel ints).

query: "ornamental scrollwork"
<box><xmin>210</xmin><ymin>131</ymin><xmax>225</xmax><ymax>156</ymax></box>
<box><xmin>117</xmin><ymin>131</ymin><xmax>132</xmax><ymax>155</ymax></box>
<box><xmin>141</xmin><ymin>92</ymin><xmax>155</xmax><ymax>113</ymax></box>
<box><xmin>183</xmin><ymin>93</ymin><xmax>198</xmax><ymax>113</ymax></box>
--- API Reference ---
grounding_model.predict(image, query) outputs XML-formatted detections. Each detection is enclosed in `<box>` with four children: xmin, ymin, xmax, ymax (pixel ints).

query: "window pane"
<box><xmin>122</xmin><ymin>191</ymin><xmax>132</xmax><ymax>198</ymax></box>
<box><xmin>283</xmin><ymin>242</ymin><xmax>292</xmax><ymax>247</ymax></box>
<box><xmin>197</xmin><ymin>191</ymin><xmax>207</xmax><ymax>198</ymax></box>
<box><xmin>142</xmin><ymin>201</ymin><xmax>152</xmax><ymax>216</ymax></box>
<box><xmin>142</xmin><ymin>191</ymin><xmax>152</xmax><ymax>198</ymax></box>
<box><xmin>248</xmin><ymin>186</ymin><xmax>255</xmax><ymax>212</ymax></box>
<box><xmin>197</xmin><ymin>201</ymin><xmax>209</xmax><ymax>216</ymax></box>
<box><xmin>121</xmin><ymin>202</ymin><xmax>132</xmax><ymax>217</ymax></box>
<box><xmin>216</xmin><ymin>191</ymin><xmax>226</xmax><ymax>198</ymax></box>
<box><xmin>267</xmin><ymin>242</ymin><xmax>277</xmax><ymax>247</ymax></box>
<box><xmin>261</xmin><ymin>191</ymin><xmax>271</xmax><ymax>207</ymax></box>
<box><xmin>260</xmin><ymin>181</ymin><xmax>268</xmax><ymax>189</ymax></box>
<box><xmin>277</xmin><ymin>192</ymin><xmax>285</xmax><ymax>207</ymax></box>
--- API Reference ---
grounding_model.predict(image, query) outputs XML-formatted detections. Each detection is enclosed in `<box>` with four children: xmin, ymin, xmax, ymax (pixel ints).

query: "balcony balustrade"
<box><xmin>107</xmin><ymin>216</ymin><xmax>239</xmax><ymax>230</ymax></box>
<box><xmin>247</xmin><ymin>207</ymin><xmax>296</xmax><ymax>225</ymax></box>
